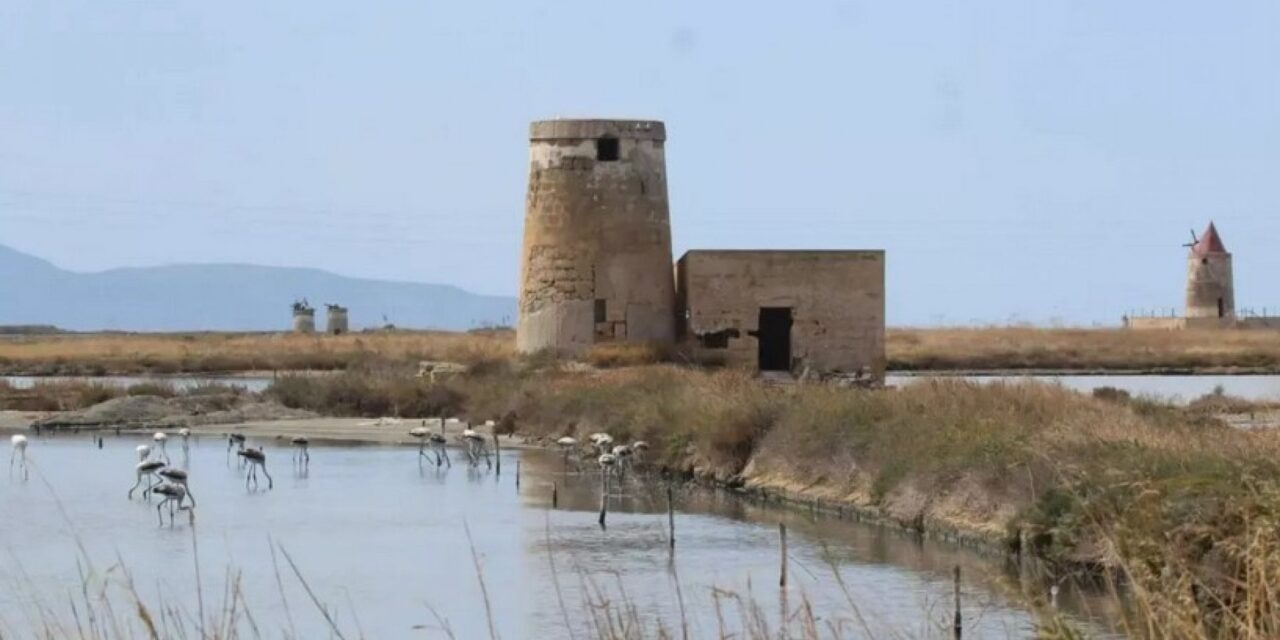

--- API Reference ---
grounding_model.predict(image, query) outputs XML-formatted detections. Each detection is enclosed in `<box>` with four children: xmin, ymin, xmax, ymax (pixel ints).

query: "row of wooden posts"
<box><xmin>499</xmin><ymin>433</ymin><xmax>966</xmax><ymax>639</ymax></box>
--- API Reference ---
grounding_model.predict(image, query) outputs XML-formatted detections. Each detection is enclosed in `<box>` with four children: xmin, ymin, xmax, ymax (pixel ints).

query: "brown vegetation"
<box><xmin>888</xmin><ymin>326</ymin><xmax>1280</xmax><ymax>371</ymax></box>
<box><xmin>255</xmin><ymin>364</ymin><xmax>1280</xmax><ymax>637</ymax></box>
<box><xmin>4</xmin><ymin>326</ymin><xmax>1280</xmax><ymax>375</ymax></box>
<box><xmin>0</xmin><ymin>329</ymin><xmax>514</xmax><ymax>375</ymax></box>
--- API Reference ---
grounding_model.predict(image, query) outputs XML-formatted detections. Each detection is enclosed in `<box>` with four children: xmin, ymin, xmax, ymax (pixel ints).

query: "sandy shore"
<box><xmin>0</xmin><ymin>411</ymin><xmax>531</xmax><ymax>449</ymax></box>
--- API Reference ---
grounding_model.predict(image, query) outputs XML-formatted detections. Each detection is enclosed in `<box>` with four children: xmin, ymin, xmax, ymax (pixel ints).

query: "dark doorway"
<box><xmin>757</xmin><ymin>307</ymin><xmax>792</xmax><ymax>372</ymax></box>
<box><xmin>1218</xmin><ymin>297</ymin><xmax>1225</xmax><ymax>318</ymax></box>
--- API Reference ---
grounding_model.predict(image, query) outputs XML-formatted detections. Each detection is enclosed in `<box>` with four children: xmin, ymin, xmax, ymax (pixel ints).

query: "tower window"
<box><xmin>594</xmin><ymin>299</ymin><xmax>607</xmax><ymax>323</ymax></box>
<box><xmin>1201</xmin><ymin>258</ymin><xmax>1208</xmax><ymax>265</ymax></box>
<box><xmin>596</xmin><ymin>137</ymin><xmax>619</xmax><ymax>161</ymax></box>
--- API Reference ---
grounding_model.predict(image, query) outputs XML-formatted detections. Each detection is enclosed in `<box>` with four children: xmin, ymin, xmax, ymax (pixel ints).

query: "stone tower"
<box><xmin>1185</xmin><ymin>222</ymin><xmax>1235</xmax><ymax>320</ymax></box>
<box><xmin>325</xmin><ymin>304</ymin><xmax>349</xmax><ymax>335</ymax></box>
<box><xmin>291</xmin><ymin>300</ymin><xmax>316</xmax><ymax>334</ymax></box>
<box><xmin>517</xmin><ymin>119</ymin><xmax>676</xmax><ymax>354</ymax></box>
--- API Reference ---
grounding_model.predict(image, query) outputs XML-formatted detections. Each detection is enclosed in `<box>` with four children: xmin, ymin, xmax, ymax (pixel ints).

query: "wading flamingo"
<box><xmin>10</xmin><ymin>434</ymin><xmax>29</xmax><ymax>480</ymax></box>
<box><xmin>238</xmin><ymin>447</ymin><xmax>273</xmax><ymax>490</ymax></box>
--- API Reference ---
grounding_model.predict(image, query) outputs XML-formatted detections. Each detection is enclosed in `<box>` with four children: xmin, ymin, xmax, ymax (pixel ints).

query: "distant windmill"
<box><xmin>1182</xmin><ymin>228</ymin><xmax>1200</xmax><ymax>249</ymax></box>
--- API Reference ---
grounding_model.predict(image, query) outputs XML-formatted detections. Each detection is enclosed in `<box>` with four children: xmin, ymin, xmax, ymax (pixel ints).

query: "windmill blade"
<box><xmin>1182</xmin><ymin>228</ymin><xmax>1199</xmax><ymax>248</ymax></box>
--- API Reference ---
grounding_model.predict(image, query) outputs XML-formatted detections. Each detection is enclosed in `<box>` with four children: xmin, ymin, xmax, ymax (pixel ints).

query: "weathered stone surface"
<box><xmin>517</xmin><ymin>119</ymin><xmax>676</xmax><ymax>354</ymax></box>
<box><xmin>675</xmin><ymin>250</ymin><xmax>886</xmax><ymax>380</ymax></box>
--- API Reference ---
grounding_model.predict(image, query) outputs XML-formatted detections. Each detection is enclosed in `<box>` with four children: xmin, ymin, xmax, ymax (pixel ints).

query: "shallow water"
<box><xmin>2</xmin><ymin>374</ymin><xmax>273</xmax><ymax>393</ymax></box>
<box><xmin>8</xmin><ymin>372</ymin><xmax>1280</xmax><ymax>405</ymax></box>
<box><xmin>888</xmin><ymin>373</ymin><xmax>1280</xmax><ymax>404</ymax></box>
<box><xmin>0</xmin><ymin>435</ymin><xmax>1124</xmax><ymax>639</ymax></box>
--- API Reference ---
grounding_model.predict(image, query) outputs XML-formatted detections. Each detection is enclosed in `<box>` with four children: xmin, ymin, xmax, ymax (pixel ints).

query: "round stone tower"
<box><xmin>1185</xmin><ymin>222</ymin><xmax>1235</xmax><ymax>320</ymax></box>
<box><xmin>291</xmin><ymin>300</ymin><xmax>316</xmax><ymax>334</ymax></box>
<box><xmin>517</xmin><ymin>119</ymin><xmax>676</xmax><ymax>354</ymax></box>
<box><xmin>325</xmin><ymin>304</ymin><xmax>349</xmax><ymax>335</ymax></box>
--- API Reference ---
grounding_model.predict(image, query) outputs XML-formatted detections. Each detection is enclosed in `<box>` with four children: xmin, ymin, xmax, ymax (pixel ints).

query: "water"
<box><xmin>8</xmin><ymin>373</ymin><xmax>1280</xmax><ymax>405</ymax></box>
<box><xmin>888</xmin><ymin>373</ymin><xmax>1280</xmax><ymax>404</ymax></box>
<box><xmin>2</xmin><ymin>374</ymin><xmax>274</xmax><ymax>393</ymax></box>
<box><xmin>0</xmin><ymin>436</ymin><xmax>1123</xmax><ymax>639</ymax></box>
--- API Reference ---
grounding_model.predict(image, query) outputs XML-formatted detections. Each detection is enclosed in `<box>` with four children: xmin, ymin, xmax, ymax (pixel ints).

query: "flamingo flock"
<box><xmin>8</xmin><ymin>419</ymin><xmax>653</xmax><ymax>529</ymax></box>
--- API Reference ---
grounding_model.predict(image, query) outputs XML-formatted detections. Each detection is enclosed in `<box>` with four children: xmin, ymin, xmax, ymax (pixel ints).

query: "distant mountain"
<box><xmin>0</xmin><ymin>244</ymin><xmax>516</xmax><ymax>332</ymax></box>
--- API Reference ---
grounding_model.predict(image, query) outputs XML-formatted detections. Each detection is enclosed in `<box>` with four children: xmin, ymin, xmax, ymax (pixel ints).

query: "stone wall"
<box><xmin>675</xmin><ymin>250</ymin><xmax>885</xmax><ymax>379</ymax></box>
<box><xmin>1185</xmin><ymin>253</ymin><xmax>1235</xmax><ymax>319</ymax></box>
<box><xmin>1124</xmin><ymin>317</ymin><xmax>1186</xmax><ymax>330</ymax></box>
<box><xmin>517</xmin><ymin>119</ymin><xmax>675</xmax><ymax>354</ymax></box>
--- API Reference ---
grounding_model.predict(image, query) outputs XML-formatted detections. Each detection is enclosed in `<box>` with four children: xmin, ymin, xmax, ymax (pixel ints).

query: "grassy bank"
<box><xmin>5</xmin><ymin>326</ymin><xmax>1280</xmax><ymax>375</ymax></box>
<box><xmin>262</xmin><ymin>366</ymin><xmax>1280</xmax><ymax>638</ymax></box>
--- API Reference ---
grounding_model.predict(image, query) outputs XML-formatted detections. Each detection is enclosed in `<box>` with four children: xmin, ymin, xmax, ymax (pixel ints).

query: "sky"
<box><xmin>2</xmin><ymin>1</ymin><xmax>1278</xmax><ymax>326</ymax></box>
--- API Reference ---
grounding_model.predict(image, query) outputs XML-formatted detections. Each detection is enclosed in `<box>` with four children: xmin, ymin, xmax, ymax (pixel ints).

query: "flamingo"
<box><xmin>588</xmin><ymin>433</ymin><xmax>614</xmax><ymax>455</ymax></box>
<box><xmin>556</xmin><ymin>436</ymin><xmax>578</xmax><ymax>470</ymax></box>
<box><xmin>10</xmin><ymin>434</ymin><xmax>29</xmax><ymax>480</ymax></box>
<box><xmin>461</xmin><ymin>428</ymin><xmax>490</xmax><ymax>468</ymax></box>
<box><xmin>136</xmin><ymin>444</ymin><xmax>152</xmax><ymax>462</ymax></box>
<box><xmin>179</xmin><ymin>428</ymin><xmax>192</xmax><ymax>450</ymax></box>
<box><xmin>429</xmin><ymin>421</ymin><xmax>450</xmax><ymax>468</ymax></box>
<box><xmin>157</xmin><ymin>467</ymin><xmax>196</xmax><ymax>508</ymax></box>
<box><xmin>291</xmin><ymin>436</ymin><xmax>310</xmax><ymax>465</ymax></box>
<box><xmin>238</xmin><ymin>447</ymin><xmax>273</xmax><ymax>490</ymax></box>
<box><xmin>610</xmin><ymin>444</ymin><xmax>635</xmax><ymax>477</ymax></box>
<box><xmin>410</xmin><ymin>424</ymin><xmax>449</xmax><ymax>467</ymax></box>
<box><xmin>227</xmin><ymin>433</ymin><xmax>246</xmax><ymax>465</ymax></box>
<box><xmin>152</xmin><ymin>483</ymin><xmax>189</xmax><ymax>526</ymax></box>
<box><xmin>129</xmin><ymin>460</ymin><xmax>166</xmax><ymax>500</ymax></box>
<box><xmin>153</xmin><ymin>432</ymin><xmax>170</xmax><ymax>463</ymax></box>
<box><xmin>598</xmin><ymin>452</ymin><xmax>618</xmax><ymax>475</ymax></box>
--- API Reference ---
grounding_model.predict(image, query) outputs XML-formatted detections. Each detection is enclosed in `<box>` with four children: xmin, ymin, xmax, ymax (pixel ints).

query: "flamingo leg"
<box><xmin>128</xmin><ymin>474</ymin><xmax>145</xmax><ymax>499</ymax></box>
<box><xmin>260</xmin><ymin>462</ymin><xmax>273</xmax><ymax>489</ymax></box>
<box><xmin>156</xmin><ymin>499</ymin><xmax>166</xmax><ymax>526</ymax></box>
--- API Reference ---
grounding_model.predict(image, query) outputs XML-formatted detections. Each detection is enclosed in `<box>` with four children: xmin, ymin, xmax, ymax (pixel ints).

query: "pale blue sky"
<box><xmin>2</xmin><ymin>1</ymin><xmax>1277</xmax><ymax>326</ymax></box>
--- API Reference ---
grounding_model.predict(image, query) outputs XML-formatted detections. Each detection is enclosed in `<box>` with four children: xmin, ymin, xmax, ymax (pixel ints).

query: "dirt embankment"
<box><xmin>31</xmin><ymin>394</ymin><xmax>314</xmax><ymax>430</ymax></box>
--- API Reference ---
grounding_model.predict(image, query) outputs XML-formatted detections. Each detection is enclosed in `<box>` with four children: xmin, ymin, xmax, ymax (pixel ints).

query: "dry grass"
<box><xmin>0</xmin><ymin>329</ymin><xmax>514</xmax><ymax>375</ymax></box>
<box><xmin>462</xmin><ymin>365</ymin><xmax>1280</xmax><ymax>638</ymax></box>
<box><xmin>888</xmin><ymin>327</ymin><xmax>1280</xmax><ymax>371</ymax></box>
<box><xmin>5</xmin><ymin>326</ymin><xmax>1280</xmax><ymax>375</ymax></box>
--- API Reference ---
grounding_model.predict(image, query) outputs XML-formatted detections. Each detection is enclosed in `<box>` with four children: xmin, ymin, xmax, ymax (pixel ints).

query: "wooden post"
<box><xmin>493</xmin><ymin>433</ymin><xmax>501</xmax><ymax>475</ymax></box>
<box><xmin>552</xmin><ymin>482</ymin><xmax>558</xmax><ymax>509</ymax></box>
<box><xmin>598</xmin><ymin>472</ymin><xmax>608</xmax><ymax>529</ymax></box>
<box><xmin>667</xmin><ymin>485</ymin><xmax>676</xmax><ymax>550</ymax></box>
<box><xmin>779</xmin><ymin>523</ymin><xmax>788</xmax><ymax>588</ymax></box>
<box><xmin>953</xmin><ymin>565</ymin><xmax>962</xmax><ymax>639</ymax></box>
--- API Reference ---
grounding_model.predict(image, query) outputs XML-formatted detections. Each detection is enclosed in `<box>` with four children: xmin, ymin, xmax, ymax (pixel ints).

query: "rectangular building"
<box><xmin>675</xmin><ymin>250</ymin><xmax>885</xmax><ymax>380</ymax></box>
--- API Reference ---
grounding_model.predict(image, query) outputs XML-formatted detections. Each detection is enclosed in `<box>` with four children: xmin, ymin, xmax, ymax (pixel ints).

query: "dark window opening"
<box><xmin>698</xmin><ymin>328</ymin><xmax>739</xmax><ymax>349</ymax></box>
<box><xmin>757</xmin><ymin>307</ymin><xmax>793</xmax><ymax>372</ymax></box>
<box><xmin>1218</xmin><ymin>297</ymin><xmax>1225</xmax><ymax>318</ymax></box>
<box><xmin>594</xmin><ymin>299</ymin><xmax>607</xmax><ymax>323</ymax></box>
<box><xmin>596</xmin><ymin>137</ymin><xmax>619</xmax><ymax>161</ymax></box>
<box><xmin>1201</xmin><ymin>258</ymin><xmax>1208</xmax><ymax>265</ymax></box>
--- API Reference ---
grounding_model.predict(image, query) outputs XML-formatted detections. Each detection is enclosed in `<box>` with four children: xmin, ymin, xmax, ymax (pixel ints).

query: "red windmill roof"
<box><xmin>1191</xmin><ymin>222</ymin><xmax>1228</xmax><ymax>257</ymax></box>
